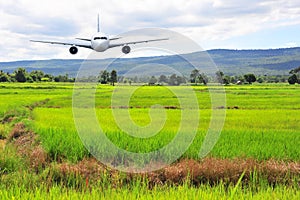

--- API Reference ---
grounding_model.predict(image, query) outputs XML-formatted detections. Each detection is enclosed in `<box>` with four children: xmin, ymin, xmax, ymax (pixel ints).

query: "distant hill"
<box><xmin>1</xmin><ymin>47</ymin><xmax>300</xmax><ymax>76</ymax></box>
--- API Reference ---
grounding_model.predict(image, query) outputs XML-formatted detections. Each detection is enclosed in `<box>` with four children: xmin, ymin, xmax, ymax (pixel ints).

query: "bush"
<box><xmin>288</xmin><ymin>74</ymin><xmax>298</xmax><ymax>84</ymax></box>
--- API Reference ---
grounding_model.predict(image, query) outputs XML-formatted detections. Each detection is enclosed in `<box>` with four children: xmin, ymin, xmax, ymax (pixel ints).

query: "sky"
<box><xmin>1</xmin><ymin>0</ymin><xmax>300</xmax><ymax>61</ymax></box>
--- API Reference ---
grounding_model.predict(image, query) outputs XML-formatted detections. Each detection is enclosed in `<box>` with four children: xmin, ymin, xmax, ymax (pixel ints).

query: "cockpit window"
<box><xmin>94</xmin><ymin>37</ymin><xmax>108</xmax><ymax>40</ymax></box>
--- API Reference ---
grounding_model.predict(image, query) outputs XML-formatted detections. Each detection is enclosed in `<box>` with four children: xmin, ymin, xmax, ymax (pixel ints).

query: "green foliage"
<box><xmin>30</xmin><ymin>70</ymin><xmax>45</xmax><ymax>82</ymax></box>
<box><xmin>54</xmin><ymin>74</ymin><xmax>74</xmax><ymax>82</ymax></box>
<box><xmin>215</xmin><ymin>70</ymin><xmax>224</xmax><ymax>83</ymax></box>
<box><xmin>99</xmin><ymin>70</ymin><xmax>110</xmax><ymax>84</ymax></box>
<box><xmin>244</xmin><ymin>74</ymin><xmax>257</xmax><ymax>84</ymax></box>
<box><xmin>0</xmin><ymin>145</ymin><xmax>25</xmax><ymax>175</ymax></box>
<box><xmin>14</xmin><ymin>68</ymin><xmax>27</xmax><ymax>82</ymax></box>
<box><xmin>288</xmin><ymin>74</ymin><xmax>298</xmax><ymax>84</ymax></box>
<box><xmin>0</xmin><ymin>71</ymin><xmax>10</xmax><ymax>82</ymax></box>
<box><xmin>148</xmin><ymin>76</ymin><xmax>157</xmax><ymax>85</ymax></box>
<box><xmin>168</xmin><ymin>74</ymin><xmax>186</xmax><ymax>85</ymax></box>
<box><xmin>158</xmin><ymin>74</ymin><xmax>167</xmax><ymax>83</ymax></box>
<box><xmin>0</xmin><ymin>177</ymin><xmax>299</xmax><ymax>199</ymax></box>
<box><xmin>110</xmin><ymin>70</ymin><xmax>117</xmax><ymax>86</ymax></box>
<box><xmin>190</xmin><ymin>69</ymin><xmax>207</xmax><ymax>85</ymax></box>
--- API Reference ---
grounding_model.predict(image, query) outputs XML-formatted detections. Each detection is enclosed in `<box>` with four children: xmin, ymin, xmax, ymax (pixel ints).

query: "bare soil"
<box><xmin>9</xmin><ymin>122</ymin><xmax>49</xmax><ymax>172</ymax></box>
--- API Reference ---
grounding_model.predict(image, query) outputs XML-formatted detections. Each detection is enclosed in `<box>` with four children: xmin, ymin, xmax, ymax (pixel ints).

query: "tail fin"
<box><xmin>97</xmin><ymin>14</ymin><xmax>100</xmax><ymax>32</ymax></box>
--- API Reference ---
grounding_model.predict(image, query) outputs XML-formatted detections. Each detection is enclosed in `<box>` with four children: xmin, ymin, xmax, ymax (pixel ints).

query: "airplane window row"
<box><xmin>94</xmin><ymin>37</ymin><xmax>108</xmax><ymax>40</ymax></box>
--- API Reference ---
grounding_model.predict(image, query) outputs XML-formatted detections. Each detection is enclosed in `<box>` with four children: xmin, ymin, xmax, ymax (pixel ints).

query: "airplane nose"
<box><xmin>92</xmin><ymin>40</ymin><xmax>108</xmax><ymax>52</ymax></box>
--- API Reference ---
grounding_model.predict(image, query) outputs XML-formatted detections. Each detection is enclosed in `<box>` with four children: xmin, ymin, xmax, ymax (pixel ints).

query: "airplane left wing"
<box><xmin>108</xmin><ymin>38</ymin><xmax>168</xmax><ymax>48</ymax></box>
<box><xmin>30</xmin><ymin>40</ymin><xmax>92</xmax><ymax>49</ymax></box>
<box><xmin>75</xmin><ymin>38</ymin><xmax>91</xmax><ymax>42</ymax></box>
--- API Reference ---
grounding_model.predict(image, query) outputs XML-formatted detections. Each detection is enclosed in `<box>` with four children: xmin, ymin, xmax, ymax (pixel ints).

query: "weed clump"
<box><xmin>8</xmin><ymin>122</ymin><xmax>27</xmax><ymax>141</ymax></box>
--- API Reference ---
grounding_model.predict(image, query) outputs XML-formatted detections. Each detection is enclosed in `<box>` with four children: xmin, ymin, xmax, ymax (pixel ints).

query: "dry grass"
<box><xmin>9</xmin><ymin>122</ymin><xmax>49</xmax><ymax>172</ymax></box>
<box><xmin>45</xmin><ymin>157</ymin><xmax>300</xmax><ymax>188</ymax></box>
<box><xmin>0</xmin><ymin>139</ymin><xmax>5</xmax><ymax>151</ymax></box>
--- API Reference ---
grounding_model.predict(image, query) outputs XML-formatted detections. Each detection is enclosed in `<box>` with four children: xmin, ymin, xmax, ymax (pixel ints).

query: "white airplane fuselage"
<box><xmin>91</xmin><ymin>33</ymin><xmax>109</xmax><ymax>52</ymax></box>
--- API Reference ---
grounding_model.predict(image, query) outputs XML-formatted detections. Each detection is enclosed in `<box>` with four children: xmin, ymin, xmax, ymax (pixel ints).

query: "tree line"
<box><xmin>0</xmin><ymin>68</ymin><xmax>118</xmax><ymax>85</ymax></box>
<box><xmin>189</xmin><ymin>68</ymin><xmax>300</xmax><ymax>85</ymax></box>
<box><xmin>0</xmin><ymin>68</ymin><xmax>74</xmax><ymax>83</ymax></box>
<box><xmin>1</xmin><ymin>66</ymin><xmax>299</xmax><ymax>85</ymax></box>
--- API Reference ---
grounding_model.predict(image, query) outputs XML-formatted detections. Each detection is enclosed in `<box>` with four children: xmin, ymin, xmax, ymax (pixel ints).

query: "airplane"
<box><xmin>30</xmin><ymin>15</ymin><xmax>168</xmax><ymax>55</ymax></box>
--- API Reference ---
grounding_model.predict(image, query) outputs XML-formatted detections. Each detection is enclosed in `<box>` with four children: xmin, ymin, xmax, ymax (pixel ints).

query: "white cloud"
<box><xmin>0</xmin><ymin>0</ymin><xmax>300</xmax><ymax>61</ymax></box>
<box><xmin>285</xmin><ymin>42</ymin><xmax>297</xmax><ymax>47</ymax></box>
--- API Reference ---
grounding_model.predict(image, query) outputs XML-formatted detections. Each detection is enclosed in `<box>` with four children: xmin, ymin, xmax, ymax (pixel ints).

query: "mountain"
<box><xmin>1</xmin><ymin>47</ymin><xmax>300</xmax><ymax>77</ymax></box>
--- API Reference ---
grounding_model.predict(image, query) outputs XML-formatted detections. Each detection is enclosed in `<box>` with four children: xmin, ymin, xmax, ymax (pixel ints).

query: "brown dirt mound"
<box><xmin>162</xmin><ymin>158</ymin><xmax>300</xmax><ymax>186</ymax></box>
<box><xmin>51</xmin><ymin>157</ymin><xmax>300</xmax><ymax>187</ymax></box>
<box><xmin>10</xmin><ymin>122</ymin><xmax>49</xmax><ymax>172</ymax></box>
<box><xmin>8</xmin><ymin>122</ymin><xmax>28</xmax><ymax>141</ymax></box>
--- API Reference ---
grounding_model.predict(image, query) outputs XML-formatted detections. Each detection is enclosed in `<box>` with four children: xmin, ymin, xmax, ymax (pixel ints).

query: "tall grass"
<box><xmin>0</xmin><ymin>177</ymin><xmax>299</xmax><ymax>200</ymax></box>
<box><xmin>32</xmin><ymin>108</ymin><xmax>300</xmax><ymax>161</ymax></box>
<box><xmin>29</xmin><ymin>84</ymin><xmax>300</xmax><ymax>162</ymax></box>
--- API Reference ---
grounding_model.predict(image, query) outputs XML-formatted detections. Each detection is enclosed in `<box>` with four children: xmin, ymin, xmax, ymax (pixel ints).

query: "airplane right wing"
<box><xmin>108</xmin><ymin>38</ymin><xmax>169</xmax><ymax>48</ymax></box>
<box><xmin>30</xmin><ymin>40</ymin><xmax>92</xmax><ymax>49</ymax></box>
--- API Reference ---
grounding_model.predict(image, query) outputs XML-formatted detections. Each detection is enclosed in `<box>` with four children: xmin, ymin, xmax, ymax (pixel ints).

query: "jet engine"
<box><xmin>69</xmin><ymin>46</ymin><xmax>78</xmax><ymax>54</ymax></box>
<box><xmin>122</xmin><ymin>45</ymin><xmax>131</xmax><ymax>54</ymax></box>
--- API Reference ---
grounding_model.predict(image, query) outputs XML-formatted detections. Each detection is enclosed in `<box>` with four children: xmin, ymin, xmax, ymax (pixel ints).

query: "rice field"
<box><xmin>29</xmin><ymin>84</ymin><xmax>300</xmax><ymax>162</ymax></box>
<box><xmin>0</xmin><ymin>82</ymin><xmax>299</xmax><ymax>199</ymax></box>
<box><xmin>0</xmin><ymin>181</ymin><xmax>299</xmax><ymax>200</ymax></box>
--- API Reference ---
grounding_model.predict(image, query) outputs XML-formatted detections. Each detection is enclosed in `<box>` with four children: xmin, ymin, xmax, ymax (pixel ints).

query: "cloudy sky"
<box><xmin>1</xmin><ymin>0</ymin><xmax>300</xmax><ymax>61</ymax></box>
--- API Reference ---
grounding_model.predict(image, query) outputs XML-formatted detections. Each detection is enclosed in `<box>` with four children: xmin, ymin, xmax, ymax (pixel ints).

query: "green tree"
<box><xmin>99</xmin><ymin>70</ymin><xmax>110</xmax><ymax>84</ymax></box>
<box><xmin>289</xmin><ymin>66</ymin><xmax>300</xmax><ymax>84</ymax></box>
<box><xmin>190</xmin><ymin>70</ymin><xmax>207</xmax><ymax>85</ymax></box>
<box><xmin>288</xmin><ymin>74</ymin><xmax>298</xmax><ymax>84</ymax></box>
<box><xmin>199</xmin><ymin>73</ymin><xmax>208</xmax><ymax>85</ymax></box>
<box><xmin>110</xmin><ymin>70</ymin><xmax>117</xmax><ymax>86</ymax></box>
<box><xmin>169</xmin><ymin>74</ymin><xmax>178</xmax><ymax>86</ymax></box>
<box><xmin>257</xmin><ymin>77</ymin><xmax>264</xmax><ymax>83</ymax></box>
<box><xmin>215</xmin><ymin>71</ymin><xmax>224</xmax><ymax>83</ymax></box>
<box><xmin>148</xmin><ymin>76</ymin><xmax>157</xmax><ymax>85</ymax></box>
<box><xmin>190</xmin><ymin>69</ymin><xmax>200</xmax><ymax>84</ymax></box>
<box><xmin>176</xmin><ymin>76</ymin><xmax>186</xmax><ymax>85</ymax></box>
<box><xmin>30</xmin><ymin>70</ymin><xmax>45</xmax><ymax>82</ymax></box>
<box><xmin>0</xmin><ymin>70</ymin><xmax>9</xmax><ymax>82</ymax></box>
<box><xmin>223</xmin><ymin>75</ymin><xmax>230</xmax><ymax>85</ymax></box>
<box><xmin>230</xmin><ymin>76</ymin><xmax>237</xmax><ymax>84</ymax></box>
<box><xmin>14</xmin><ymin>68</ymin><xmax>27</xmax><ymax>82</ymax></box>
<box><xmin>54</xmin><ymin>74</ymin><xmax>71</xmax><ymax>82</ymax></box>
<box><xmin>158</xmin><ymin>75</ymin><xmax>168</xmax><ymax>83</ymax></box>
<box><xmin>244</xmin><ymin>74</ymin><xmax>257</xmax><ymax>84</ymax></box>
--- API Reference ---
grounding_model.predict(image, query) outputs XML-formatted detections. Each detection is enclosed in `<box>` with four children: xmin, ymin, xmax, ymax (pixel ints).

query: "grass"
<box><xmin>0</xmin><ymin>82</ymin><xmax>299</xmax><ymax>199</ymax></box>
<box><xmin>31</xmin><ymin>108</ymin><xmax>300</xmax><ymax>162</ymax></box>
<box><xmin>1</xmin><ymin>83</ymin><xmax>299</xmax><ymax>162</ymax></box>
<box><xmin>30</xmin><ymin>83</ymin><xmax>300</xmax><ymax>162</ymax></box>
<box><xmin>0</xmin><ymin>177</ymin><xmax>299</xmax><ymax>200</ymax></box>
